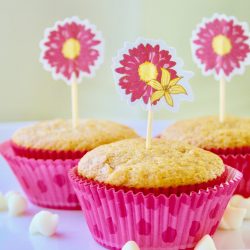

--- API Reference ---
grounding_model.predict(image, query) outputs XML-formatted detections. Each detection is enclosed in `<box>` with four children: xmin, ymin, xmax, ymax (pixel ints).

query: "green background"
<box><xmin>0</xmin><ymin>0</ymin><xmax>249</xmax><ymax>122</ymax></box>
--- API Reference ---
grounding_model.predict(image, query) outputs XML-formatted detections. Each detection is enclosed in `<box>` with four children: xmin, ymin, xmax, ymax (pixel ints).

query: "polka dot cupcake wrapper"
<box><xmin>11</xmin><ymin>141</ymin><xmax>87</xmax><ymax>160</ymax></box>
<box><xmin>68</xmin><ymin>165</ymin><xmax>242</xmax><ymax>250</ymax></box>
<box><xmin>209</xmin><ymin>147</ymin><xmax>250</xmax><ymax>198</ymax></box>
<box><xmin>0</xmin><ymin>141</ymin><xmax>81</xmax><ymax>209</ymax></box>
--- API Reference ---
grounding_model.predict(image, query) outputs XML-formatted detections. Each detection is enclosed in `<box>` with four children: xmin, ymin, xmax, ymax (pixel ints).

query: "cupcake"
<box><xmin>69</xmin><ymin>138</ymin><xmax>241</xmax><ymax>249</ymax></box>
<box><xmin>0</xmin><ymin>119</ymin><xmax>138</xmax><ymax>209</ymax></box>
<box><xmin>160</xmin><ymin>115</ymin><xmax>250</xmax><ymax>197</ymax></box>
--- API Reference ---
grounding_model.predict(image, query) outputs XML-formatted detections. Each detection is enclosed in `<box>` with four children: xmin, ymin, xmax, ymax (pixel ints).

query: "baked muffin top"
<box><xmin>161</xmin><ymin>116</ymin><xmax>250</xmax><ymax>149</ymax></box>
<box><xmin>77</xmin><ymin>138</ymin><xmax>224</xmax><ymax>188</ymax></box>
<box><xmin>12</xmin><ymin>119</ymin><xmax>138</xmax><ymax>151</ymax></box>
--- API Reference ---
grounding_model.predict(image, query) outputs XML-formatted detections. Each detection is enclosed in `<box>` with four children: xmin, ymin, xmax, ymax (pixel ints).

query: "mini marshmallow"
<box><xmin>229</xmin><ymin>195</ymin><xmax>250</xmax><ymax>219</ymax></box>
<box><xmin>29</xmin><ymin>211</ymin><xmax>59</xmax><ymax>237</ymax></box>
<box><xmin>7</xmin><ymin>192</ymin><xmax>27</xmax><ymax>216</ymax></box>
<box><xmin>5</xmin><ymin>191</ymin><xmax>20</xmax><ymax>200</ymax></box>
<box><xmin>122</xmin><ymin>241</ymin><xmax>140</xmax><ymax>250</ymax></box>
<box><xmin>219</xmin><ymin>205</ymin><xmax>246</xmax><ymax>230</ymax></box>
<box><xmin>229</xmin><ymin>195</ymin><xmax>243</xmax><ymax>206</ymax></box>
<box><xmin>194</xmin><ymin>235</ymin><xmax>217</xmax><ymax>250</ymax></box>
<box><xmin>0</xmin><ymin>192</ymin><xmax>7</xmax><ymax>211</ymax></box>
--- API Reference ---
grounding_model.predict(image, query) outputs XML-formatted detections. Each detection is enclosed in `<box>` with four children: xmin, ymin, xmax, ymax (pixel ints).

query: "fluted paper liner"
<box><xmin>11</xmin><ymin>140</ymin><xmax>87</xmax><ymax>160</ymax></box>
<box><xmin>209</xmin><ymin>147</ymin><xmax>250</xmax><ymax>198</ymax></box>
<box><xmin>69</xmin><ymin>165</ymin><xmax>242</xmax><ymax>250</ymax></box>
<box><xmin>0</xmin><ymin>141</ymin><xmax>81</xmax><ymax>209</ymax></box>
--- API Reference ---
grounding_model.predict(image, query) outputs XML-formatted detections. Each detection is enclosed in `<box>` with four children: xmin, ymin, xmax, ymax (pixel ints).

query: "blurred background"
<box><xmin>0</xmin><ymin>0</ymin><xmax>249</xmax><ymax>122</ymax></box>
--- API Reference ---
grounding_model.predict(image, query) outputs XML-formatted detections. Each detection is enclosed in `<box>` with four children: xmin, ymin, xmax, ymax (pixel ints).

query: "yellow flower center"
<box><xmin>138</xmin><ymin>62</ymin><xmax>158</xmax><ymax>83</ymax></box>
<box><xmin>212</xmin><ymin>35</ymin><xmax>232</xmax><ymax>56</ymax></box>
<box><xmin>62</xmin><ymin>38</ymin><xmax>81</xmax><ymax>59</ymax></box>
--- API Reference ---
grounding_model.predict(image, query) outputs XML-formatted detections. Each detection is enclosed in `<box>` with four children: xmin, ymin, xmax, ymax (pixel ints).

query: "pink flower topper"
<box><xmin>112</xmin><ymin>38</ymin><xmax>193</xmax><ymax>111</ymax></box>
<box><xmin>40</xmin><ymin>16</ymin><xmax>104</xmax><ymax>84</ymax></box>
<box><xmin>192</xmin><ymin>14</ymin><xmax>250</xmax><ymax>81</ymax></box>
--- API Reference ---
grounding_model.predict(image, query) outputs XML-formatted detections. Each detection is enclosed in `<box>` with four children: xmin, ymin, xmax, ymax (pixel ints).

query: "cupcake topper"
<box><xmin>112</xmin><ymin>38</ymin><xmax>193</xmax><ymax>149</ymax></box>
<box><xmin>40</xmin><ymin>16</ymin><xmax>104</xmax><ymax>128</ymax></box>
<box><xmin>191</xmin><ymin>14</ymin><xmax>250</xmax><ymax>123</ymax></box>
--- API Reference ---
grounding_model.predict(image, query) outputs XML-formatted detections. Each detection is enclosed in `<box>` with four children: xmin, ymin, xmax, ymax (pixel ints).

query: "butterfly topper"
<box><xmin>40</xmin><ymin>16</ymin><xmax>104</xmax><ymax>128</ymax></box>
<box><xmin>112</xmin><ymin>38</ymin><xmax>193</xmax><ymax>148</ymax></box>
<box><xmin>191</xmin><ymin>14</ymin><xmax>250</xmax><ymax>82</ymax></box>
<box><xmin>191</xmin><ymin>14</ymin><xmax>250</xmax><ymax>122</ymax></box>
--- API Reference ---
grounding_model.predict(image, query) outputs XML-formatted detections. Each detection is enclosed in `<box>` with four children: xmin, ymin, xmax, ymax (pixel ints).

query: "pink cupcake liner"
<box><xmin>74</xmin><ymin>169</ymin><xmax>228</xmax><ymax>198</ymax></box>
<box><xmin>208</xmin><ymin>146</ymin><xmax>250</xmax><ymax>155</ymax></box>
<box><xmin>11</xmin><ymin>141</ymin><xmax>87</xmax><ymax>160</ymax></box>
<box><xmin>69</xmin><ymin>165</ymin><xmax>242</xmax><ymax>250</ymax></box>
<box><xmin>0</xmin><ymin>141</ymin><xmax>81</xmax><ymax>209</ymax></box>
<box><xmin>208</xmin><ymin>147</ymin><xmax>250</xmax><ymax>198</ymax></box>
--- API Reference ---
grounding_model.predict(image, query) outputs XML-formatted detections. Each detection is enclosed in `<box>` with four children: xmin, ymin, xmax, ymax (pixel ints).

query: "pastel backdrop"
<box><xmin>0</xmin><ymin>0</ymin><xmax>249</xmax><ymax>122</ymax></box>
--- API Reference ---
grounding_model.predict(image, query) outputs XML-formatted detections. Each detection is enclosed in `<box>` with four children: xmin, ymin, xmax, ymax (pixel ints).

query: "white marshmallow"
<box><xmin>5</xmin><ymin>191</ymin><xmax>20</xmax><ymax>200</ymax></box>
<box><xmin>219</xmin><ymin>205</ymin><xmax>246</xmax><ymax>230</ymax></box>
<box><xmin>194</xmin><ymin>235</ymin><xmax>217</xmax><ymax>250</ymax></box>
<box><xmin>246</xmin><ymin>206</ymin><xmax>250</xmax><ymax>219</ymax></box>
<box><xmin>229</xmin><ymin>195</ymin><xmax>250</xmax><ymax>219</ymax></box>
<box><xmin>229</xmin><ymin>195</ymin><xmax>243</xmax><ymax>206</ymax></box>
<box><xmin>0</xmin><ymin>192</ymin><xmax>7</xmax><ymax>211</ymax></box>
<box><xmin>122</xmin><ymin>241</ymin><xmax>140</xmax><ymax>250</ymax></box>
<box><xmin>7</xmin><ymin>192</ymin><xmax>27</xmax><ymax>216</ymax></box>
<box><xmin>29</xmin><ymin>211</ymin><xmax>59</xmax><ymax>237</ymax></box>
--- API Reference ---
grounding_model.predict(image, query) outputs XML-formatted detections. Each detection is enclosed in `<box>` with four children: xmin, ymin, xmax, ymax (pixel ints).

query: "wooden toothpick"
<box><xmin>146</xmin><ymin>106</ymin><xmax>153</xmax><ymax>149</ymax></box>
<box><xmin>71</xmin><ymin>75</ymin><xmax>79</xmax><ymax>129</ymax></box>
<box><xmin>219</xmin><ymin>77</ymin><xmax>226</xmax><ymax>123</ymax></box>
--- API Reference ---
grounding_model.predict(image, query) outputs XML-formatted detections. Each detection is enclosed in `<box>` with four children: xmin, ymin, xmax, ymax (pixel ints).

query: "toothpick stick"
<box><xmin>146</xmin><ymin>107</ymin><xmax>153</xmax><ymax>149</ymax></box>
<box><xmin>71</xmin><ymin>76</ymin><xmax>79</xmax><ymax>129</ymax></box>
<box><xmin>219</xmin><ymin>77</ymin><xmax>226</xmax><ymax>123</ymax></box>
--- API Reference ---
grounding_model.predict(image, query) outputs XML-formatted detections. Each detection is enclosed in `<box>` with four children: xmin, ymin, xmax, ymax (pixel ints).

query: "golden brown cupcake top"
<box><xmin>12</xmin><ymin>119</ymin><xmax>138</xmax><ymax>151</ymax></box>
<box><xmin>161</xmin><ymin>116</ymin><xmax>250</xmax><ymax>149</ymax></box>
<box><xmin>77</xmin><ymin>138</ymin><xmax>224</xmax><ymax>188</ymax></box>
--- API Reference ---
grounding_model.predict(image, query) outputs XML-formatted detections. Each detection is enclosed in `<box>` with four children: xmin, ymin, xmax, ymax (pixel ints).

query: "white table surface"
<box><xmin>0</xmin><ymin>121</ymin><xmax>250</xmax><ymax>250</ymax></box>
